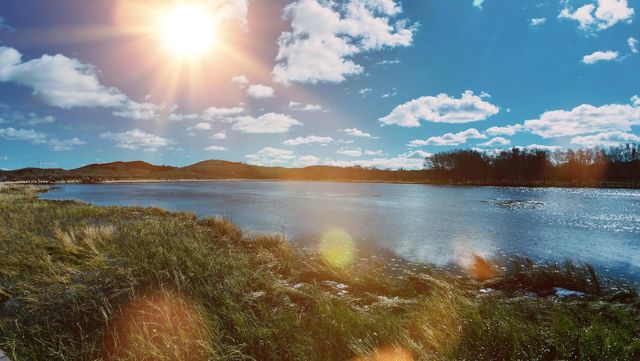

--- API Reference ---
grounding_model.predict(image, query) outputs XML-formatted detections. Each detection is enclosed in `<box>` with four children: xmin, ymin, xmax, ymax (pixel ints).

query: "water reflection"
<box><xmin>41</xmin><ymin>182</ymin><xmax>640</xmax><ymax>281</ymax></box>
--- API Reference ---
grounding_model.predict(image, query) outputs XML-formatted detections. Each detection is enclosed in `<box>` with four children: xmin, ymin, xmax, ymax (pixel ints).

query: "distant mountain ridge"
<box><xmin>0</xmin><ymin>160</ymin><xmax>427</xmax><ymax>183</ymax></box>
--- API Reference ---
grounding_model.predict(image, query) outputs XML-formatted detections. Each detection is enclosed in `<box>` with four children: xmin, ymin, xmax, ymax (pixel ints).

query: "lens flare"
<box><xmin>103</xmin><ymin>292</ymin><xmax>213</xmax><ymax>360</ymax></box>
<box><xmin>352</xmin><ymin>347</ymin><xmax>414</xmax><ymax>361</ymax></box>
<box><xmin>319</xmin><ymin>228</ymin><xmax>356</xmax><ymax>269</ymax></box>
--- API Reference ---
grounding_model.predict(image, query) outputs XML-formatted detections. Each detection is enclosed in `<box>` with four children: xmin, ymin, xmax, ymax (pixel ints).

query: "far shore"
<box><xmin>4</xmin><ymin>178</ymin><xmax>640</xmax><ymax>190</ymax></box>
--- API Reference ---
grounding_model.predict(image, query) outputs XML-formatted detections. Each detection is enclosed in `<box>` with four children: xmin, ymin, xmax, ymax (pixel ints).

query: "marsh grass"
<box><xmin>0</xmin><ymin>185</ymin><xmax>639</xmax><ymax>360</ymax></box>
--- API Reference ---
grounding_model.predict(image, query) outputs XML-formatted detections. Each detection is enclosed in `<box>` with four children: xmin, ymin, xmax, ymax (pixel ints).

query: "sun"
<box><xmin>159</xmin><ymin>4</ymin><xmax>218</xmax><ymax>58</ymax></box>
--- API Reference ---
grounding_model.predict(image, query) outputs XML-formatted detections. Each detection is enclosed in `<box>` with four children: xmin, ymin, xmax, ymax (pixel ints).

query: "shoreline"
<box><xmin>4</xmin><ymin>177</ymin><xmax>640</xmax><ymax>190</ymax></box>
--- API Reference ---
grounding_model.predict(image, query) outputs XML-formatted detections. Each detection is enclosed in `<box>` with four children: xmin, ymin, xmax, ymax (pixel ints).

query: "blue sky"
<box><xmin>0</xmin><ymin>0</ymin><xmax>638</xmax><ymax>170</ymax></box>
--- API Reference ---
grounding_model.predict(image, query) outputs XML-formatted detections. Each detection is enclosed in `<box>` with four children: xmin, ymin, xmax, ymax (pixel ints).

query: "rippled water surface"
<box><xmin>41</xmin><ymin>182</ymin><xmax>640</xmax><ymax>281</ymax></box>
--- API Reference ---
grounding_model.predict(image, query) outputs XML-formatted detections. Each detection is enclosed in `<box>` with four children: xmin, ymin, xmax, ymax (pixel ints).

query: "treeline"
<box><xmin>425</xmin><ymin>144</ymin><xmax>640</xmax><ymax>187</ymax></box>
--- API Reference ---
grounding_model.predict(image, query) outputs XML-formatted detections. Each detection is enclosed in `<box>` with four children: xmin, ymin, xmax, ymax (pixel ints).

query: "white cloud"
<box><xmin>273</xmin><ymin>0</ymin><xmax>416</xmax><ymax>84</ymax></box>
<box><xmin>379</xmin><ymin>91</ymin><xmax>500</xmax><ymax>127</ymax></box>
<box><xmin>288</xmin><ymin>101</ymin><xmax>325</xmax><ymax>111</ymax></box>
<box><xmin>0</xmin><ymin>16</ymin><xmax>15</xmax><ymax>33</ymax></box>
<box><xmin>629</xmin><ymin>37</ymin><xmax>639</xmax><ymax>54</ymax></box>
<box><xmin>187</xmin><ymin>122</ymin><xmax>212</xmax><ymax>131</ymax></box>
<box><xmin>582</xmin><ymin>50</ymin><xmax>619</xmax><ymax>64</ymax></box>
<box><xmin>46</xmin><ymin>137</ymin><xmax>86</xmax><ymax>151</ymax></box>
<box><xmin>381</xmin><ymin>88</ymin><xmax>398</xmax><ymax>98</ymax></box>
<box><xmin>515</xmin><ymin>144</ymin><xmax>563</xmax><ymax>152</ymax></box>
<box><xmin>338</xmin><ymin>148</ymin><xmax>363</xmax><ymax>157</ymax></box>
<box><xmin>169</xmin><ymin>106</ymin><xmax>244</xmax><ymax>122</ymax></box>
<box><xmin>231</xmin><ymin>74</ymin><xmax>249</xmax><ymax>87</ymax></box>
<box><xmin>210</xmin><ymin>131</ymin><xmax>227</xmax><ymax>140</ymax></box>
<box><xmin>485</xmin><ymin>124</ymin><xmax>523</xmax><ymax>136</ymax></box>
<box><xmin>359</xmin><ymin>88</ymin><xmax>372</xmax><ymax>97</ymax></box>
<box><xmin>570</xmin><ymin>131</ymin><xmax>640</xmax><ymax>146</ymax></box>
<box><xmin>530</xmin><ymin>17</ymin><xmax>547</xmax><ymax>27</ymax></box>
<box><xmin>232</xmin><ymin>113</ymin><xmax>302</xmax><ymax>134</ymax></box>
<box><xmin>325</xmin><ymin>150</ymin><xmax>427</xmax><ymax>169</ymax></box>
<box><xmin>293</xmin><ymin>155</ymin><xmax>322</xmax><ymax>167</ymax></box>
<box><xmin>473</xmin><ymin>0</ymin><xmax>486</xmax><ymax>9</ymax></box>
<box><xmin>559</xmin><ymin>0</ymin><xmax>634</xmax><ymax>31</ymax></box>
<box><xmin>283</xmin><ymin>135</ymin><xmax>334</xmax><ymax>145</ymax></box>
<box><xmin>99</xmin><ymin>129</ymin><xmax>174</xmax><ymax>152</ymax></box>
<box><xmin>375</xmin><ymin>58</ymin><xmax>401</xmax><ymax>67</ymax></box>
<box><xmin>0</xmin><ymin>127</ymin><xmax>47</xmax><ymax>144</ymax></box>
<box><xmin>216</xmin><ymin>0</ymin><xmax>249</xmax><ymax>26</ymax></box>
<box><xmin>0</xmin><ymin>106</ymin><xmax>56</xmax><ymax>125</ymax></box>
<box><xmin>408</xmin><ymin>128</ymin><xmax>486</xmax><ymax>147</ymax></box>
<box><xmin>0</xmin><ymin>47</ymin><xmax>127</xmax><ymax>109</ymax></box>
<box><xmin>0</xmin><ymin>127</ymin><xmax>84</xmax><ymax>151</ymax></box>
<box><xmin>478</xmin><ymin>137</ymin><xmax>511</xmax><ymax>147</ymax></box>
<box><xmin>364</xmin><ymin>149</ymin><xmax>383</xmax><ymax>155</ymax></box>
<box><xmin>524</xmin><ymin>102</ymin><xmax>640</xmax><ymax>138</ymax></box>
<box><xmin>114</xmin><ymin>101</ymin><xmax>162</xmax><ymax>120</ymax></box>
<box><xmin>245</xmin><ymin>147</ymin><xmax>296</xmax><ymax>165</ymax></box>
<box><xmin>632</xmin><ymin>95</ymin><xmax>640</xmax><ymax>106</ymax></box>
<box><xmin>246</xmin><ymin>84</ymin><xmax>275</xmax><ymax>99</ymax></box>
<box><xmin>204</xmin><ymin>145</ymin><xmax>227</xmax><ymax>151</ymax></box>
<box><xmin>339</xmin><ymin>127</ymin><xmax>379</xmax><ymax>138</ymax></box>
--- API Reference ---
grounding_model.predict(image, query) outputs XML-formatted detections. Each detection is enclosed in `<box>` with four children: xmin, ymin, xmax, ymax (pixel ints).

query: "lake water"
<box><xmin>41</xmin><ymin>182</ymin><xmax>640</xmax><ymax>281</ymax></box>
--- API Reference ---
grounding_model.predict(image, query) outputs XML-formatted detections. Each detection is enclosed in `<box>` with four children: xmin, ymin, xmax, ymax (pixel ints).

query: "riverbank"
<box><xmin>6</xmin><ymin>177</ymin><xmax>640</xmax><ymax>190</ymax></box>
<box><xmin>1</xmin><ymin>185</ymin><xmax>639</xmax><ymax>360</ymax></box>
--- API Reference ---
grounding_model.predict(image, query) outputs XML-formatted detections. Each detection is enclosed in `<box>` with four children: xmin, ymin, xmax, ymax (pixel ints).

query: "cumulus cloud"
<box><xmin>582</xmin><ymin>50</ymin><xmax>619</xmax><ymax>64</ymax></box>
<box><xmin>559</xmin><ymin>0</ymin><xmax>634</xmax><ymax>31</ymax></box>
<box><xmin>478</xmin><ymin>137</ymin><xmax>511</xmax><ymax>147</ymax></box>
<box><xmin>0</xmin><ymin>46</ymin><xmax>127</xmax><ymax>109</ymax></box>
<box><xmin>283</xmin><ymin>135</ymin><xmax>334</xmax><ymax>145</ymax></box>
<box><xmin>0</xmin><ymin>127</ymin><xmax>85</xmax><ymax>151</ymax></box>
<box><xmin>629</xmin><ymin>37</ymin><xmax>639</xmax><ymax>54</ymax></box>
<box><xmin>99</xmin><ymin>129</ymin><xmax>174</xmax><ymax>152</ymax></box>
<box><xmin>232</xmin><ymin>113</ymin><xmax>302</xmax><ymax>134</ymax></box>
<box><xmin>187</xmin><ymin>122</ymin><xmax>212</xmax><ymax>131</ymax></box>
<box><xmin>337</xmin><ymin>148</ymin><xmax>363</xmax><ymax>157</ymax></box>
<box><xmin>231</xmin><ymin>74</ymin><xmax>249</xmax><ymax>87</ymax></box>
<box><xmin>46</xmin><ymin>137</ymin><xmax>86</xmax><ymax>151</ymax></box>
<box><xmin>570</xmin><ymin>131</ymin><xmax>640</xmax><ymax>146</ymax></box>
<box><xmin>294</xmin><ymin>155</ymin><xmax>322</xmax><ymax>167</ymax></box>
<box><xmin>273</xmin><ymin>0</ymin><xmax>416</xmax><ymax>84</ymax></box>
<box><xmin>484</xmin><ymin>124</ymin><xmax>523</xmax><ymax>136</ymax></box>
<box><xmin>288</xmin><ymin>101</ymin><xmax>326</xmax><ymax>111</ymax></box>
<box><xmin>339</xmin><ymin>127</ymin><xmax>379</xmax><ymax>138</ymax></box>
<box><xmin>325</xmin><ymin>150</ymin><xmax>428</xmax><ymax>169</ymax></box>
<box><xmin>204</xmin><ymin>145</ymin><xmax>227</xmax><ymax>151</ymax></box>
<box><xmin>245</xmin><ymin>147</ymin><xmax>296</xmax><ymax>165</ymax></box>
<box><xmin>169</xmin><ymin>106</ymin><xmax>244</xmax><ymax>122</ymax></box>
<box><xmin>210</xmin><ymin>131</ymin><xmax>227</xmax><ymax>140</ymax></box>
<box><xmin>408</xmin><ymin>128</ymin><xmax>486</xmax><ymax>147</ymax></box>
<box><xmin>523</xmin><ymin>102</ymin><xmax>640</xmax><ymax>138</ymax></box>
<box><xmin>364</xmin><ymin>149</ymin><xmax>383</xmax><ymax>155</ymax></box>
<box><xmin>530</xmin><ymin>17</ymin><xmax>547</xmax><ymax>27</ymax></box>
<box><xmin>114</xmin><ymin>101</ymin><xmax>162</xmax><ymax>120</ymax></box>
<box><xmin>246</xmin><ymin>84</ymin><xmax>275</xmax><ymax>99</ymax></box>
<box><xmin>0</xmin><ymin>106</ymin><xmax>56</xmax><ymax>126</ymax></box>
<box><xmin>379</xmin><ymin>91</ymin><xmax>499</xmax><ymax>127</ymax></box>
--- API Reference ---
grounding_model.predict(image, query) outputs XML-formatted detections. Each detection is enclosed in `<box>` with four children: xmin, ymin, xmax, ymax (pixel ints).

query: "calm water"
<box><xmin>41</xmin><ymin>182</ymin><xmax>640</xmax><ymax>281</ymax></box>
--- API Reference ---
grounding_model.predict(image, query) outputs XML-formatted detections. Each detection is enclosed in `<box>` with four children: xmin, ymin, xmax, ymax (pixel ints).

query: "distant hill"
<box><xmin>0</xmin><ymin>159</ymin><xmax>428</xmax><ymax>183</ymax></box>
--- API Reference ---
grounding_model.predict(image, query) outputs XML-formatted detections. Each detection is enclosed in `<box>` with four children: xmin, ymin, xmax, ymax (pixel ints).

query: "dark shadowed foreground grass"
<box><xmin>1</xmin><ymin>185</ymin><xmax>639</xmax><ymax>360</ymax></box>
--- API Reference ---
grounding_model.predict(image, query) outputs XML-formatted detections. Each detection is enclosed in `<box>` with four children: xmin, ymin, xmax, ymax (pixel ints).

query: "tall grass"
<box><xmin>0</xmin><ymin>185</ymin><xmax>639</xmax><ymax>360</ymax></box>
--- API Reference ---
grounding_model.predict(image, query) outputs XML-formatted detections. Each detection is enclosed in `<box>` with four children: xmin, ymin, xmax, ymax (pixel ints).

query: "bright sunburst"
<box><xmin>159</xmin><ymin>4</ymin><xmax>218</xmax><ymax>58</ymax></box>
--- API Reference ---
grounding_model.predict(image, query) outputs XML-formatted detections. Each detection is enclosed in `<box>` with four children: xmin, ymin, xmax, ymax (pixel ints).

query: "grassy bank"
<box><xmin>1</xmin><ymin>185</ymin><xmax>639</xmax><ymax>360</ymax></box>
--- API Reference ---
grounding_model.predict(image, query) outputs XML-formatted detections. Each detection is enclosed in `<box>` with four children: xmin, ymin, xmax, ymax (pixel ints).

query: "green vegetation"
<box><xmin>1</xmin><ymin>184</ymin><xmax>639</xmax><ymax>360</ymax></box>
